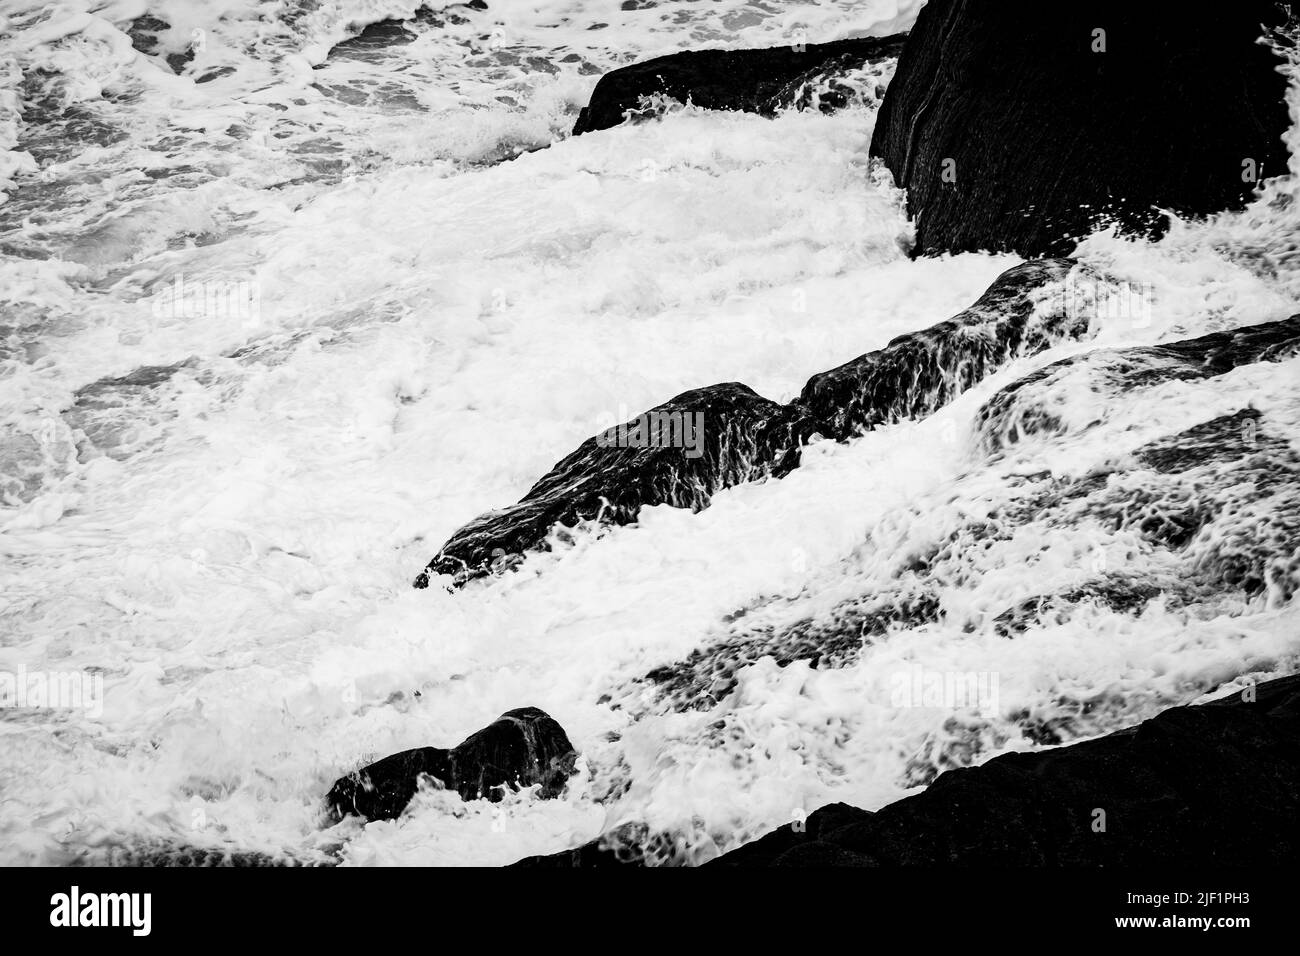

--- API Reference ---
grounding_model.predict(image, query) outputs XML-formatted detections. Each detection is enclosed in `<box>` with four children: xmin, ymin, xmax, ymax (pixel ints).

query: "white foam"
<box><xmin>1</xmin><ymin>0</ymin><xmax>1297</xmax><ymax>866</ymax></box>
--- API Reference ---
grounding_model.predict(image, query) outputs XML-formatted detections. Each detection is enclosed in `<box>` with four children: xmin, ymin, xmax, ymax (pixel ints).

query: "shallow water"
<box><xmin>1</xmin><ymin>0</ymin><xmax>1298</xmax><ymax>865</ymax></box>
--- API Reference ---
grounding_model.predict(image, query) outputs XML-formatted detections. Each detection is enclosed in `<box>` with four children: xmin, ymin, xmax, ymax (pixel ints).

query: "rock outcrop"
<box><xmin>869</xmin><ymin>0</ymin><xmax>1296</xmax><ymax>257</ymax></box>
<box><xmin>802</xmin><ymin>257</ymin><xmax>1083</xmax><ymax>439</ymax></box>
<box><xmin>415</xmin><ymin>384</ymin><xmax>821</xmax><ymax>587</ymax></box>
<box><xmin>976</xmin><ymin>314</ymin><xmax>1300</xmax><ymax>453</ymax></box>
<box><xmin>514</xmin><ymin>674</ymin><xmax>1300</xmax><ymax>866</ymax></box>
<box><xmin>416</xmin><ymin>260</ymin><xmax>1091</xmax><ymax>588</ymax></box>
<box><xmin>513</xmin><ymin>311</ymin><xmax>1300</xmax><ymax>866</ymax></box>
<box><xmin>327</xmin><ymin>707</ymin><xmax>578</xmax><ymax>822</ymax></box>
<box><xmin>633</xmin><ymin>315</ymin><xmax>1300</xmax><ymax>716</ymax></box>
<box><xmin>572</xmin><ymin>35</ymin><xmax>907</xmax><ymax>135</ymax></box>
<box><xmin>710</xmin><ymin>674</ymin><xmax>1300</xmax><ymax>866</ymax></box>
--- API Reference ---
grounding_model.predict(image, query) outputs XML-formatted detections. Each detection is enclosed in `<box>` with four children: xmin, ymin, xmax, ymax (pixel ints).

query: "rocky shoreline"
<box><xmin>514</xmin><ymin>674</ymin><xmax>1300</xmax><ymax>866</ymax></box>
<box><xmin>388</xmin><ymin>0</ymin><xmax>1300</xmax><ymax>867</ymax></box>
<box><xmin>112</xmin><ymin>0</ymin><xmax>1298</xmax><ymax>867</ymax></box>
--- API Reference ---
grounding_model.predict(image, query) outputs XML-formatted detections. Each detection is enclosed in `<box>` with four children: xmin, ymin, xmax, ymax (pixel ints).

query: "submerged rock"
<box><xmin>801</xmin><ymin>257</ymin><xmax>1084</xmax><ymax>439</ymax></box>
<box><xmin>643</xmin><ymin>587</ymin><xmax>942</xmax><ymax>710</ymax></box>
<box><xmin>325</xmin><ymin>6</ymin><xmax>477</xmax><ymax>61</ymax></box>
<box><xmin>976</xmin><ymin>314</ymin><xmax>1300</xmax><ymax>453</ymax></box>
<box><xmin>327</xmin><ymin>707</ymin><xmax>578</xmax><ymax>822</ymax></box>
<box><xmin>710</xmin><ymin>674</ymin><xmax>1300</xmax><ymax>865</ymax></box>
<box><xmin>870</xmin><ymin>0</ymin><xmax>1296</xmax><ymax>257</ymax></box>
<box><xmin>415</xmin><ymin>383</ymin><xmax>821</xmax><ymax>587</ymax></box>
<box><xmin>513</xmin><ymin>676</ymin><xmax>1300</xmax><ymax>866</ymax></box>
<box><xmin>103</xmin><ymin>843</ymin><xmax>316</xmax><ymax>867</ymax></box>
<box><xmin>126</xmin><ymin>16</ymin><xmax>196</xmax><ymax>75</ymax></box>
<box><xmin>588</xmin><ymin>314</ymin><xmax>1300</xmax><ymax>773</ymax></box>
<box><xmin>572</xmin><ymin>35</ymin><xmax>907</xmax><ymax>135</ymax></box>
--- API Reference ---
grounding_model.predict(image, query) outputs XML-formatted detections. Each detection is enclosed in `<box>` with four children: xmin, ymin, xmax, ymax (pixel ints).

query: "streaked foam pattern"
<box><xmin>1</xmin><ymin>1</ymin><xmax>1297</xmax><ymax>866</ymax></box>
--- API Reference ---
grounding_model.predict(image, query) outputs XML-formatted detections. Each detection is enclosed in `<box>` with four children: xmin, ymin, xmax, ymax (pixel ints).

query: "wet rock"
<box><xmin>416</xmin><ymin>261</ymin><xmax>1097</xmax><ymax>589</ymax></box>
<box><xmin>976</xmin><ymin>314</ymin><xmax>1300</xmax><ymax>453</ymax></box>
<box><xmin>509</xmin><ymin>318</ymin><xmax>1300</xmax><ymax>865</ymax></box>
<box><xmin>992</xmin><ymin>575</ymin><xmax>1170</xmax><ymax>639</ymax></box>
<box><xmin>66</xmin><ymin>358</ymin><xmax>202</xmax><ymax>462</ymax></box>
<box><xmin>621</xmin><ymin>330</ymin><xmax>1299</xmax><ymax>718</ymax></box>
<box><xmin>325</xmin><ymin>6</ymin><xmax>477</xmax><ymax>61</ymax></box>
<box><xmin>801</xmin><ymin>258</ymin><xmax>1085</xmax><ymax>439</ymax></box>
<box><xmin>330</xmin><ymin>20</ymin><xmax>419</xmax><ymax>55</ymax></box>
<box><xmin>416</xmin><ymin>383</ymin><xmax>822</xmax><ymax>587</ymax></box>
<box><xmin>512</xmin><ymin>822</ymin><xmax>663</xmax><ymax>867</ymax></box>
<box><xmin>126</xmin><ymin>16</ymin><xmax>197</xmax><ymax>75</ymax></box>
<box><xmin>572</xmin><ymin>35</ymin><xmax>907</xmax><ymax>135</ymax></box>
<box><xmin>104</xmin><ymin>843</ymin><xmax>317</xmax><ymax>867</ymax></box>
<box><xmin>18</xmin><ymin>74</ymin><xmax>127</xmax><ymax>166</ymax></box>
<box><xmin>642</xmin><ymin>587</ymin><xmax>941</xmax><ymax>710</ymax></box>
<box><xmin>327</xmin><ymin>707</ymin><xmax>578</xmax><ymax>822</ymax></box>
<box><xmin>763</xmin><ymin>52</ymin><xmax>897</xmax><ymax>116</ymax></box>
<box><xmin>709</xmin><ymin>674</ymin><xmax>1300</xmax><ymax>865</ymax></box>
<box><xmin>870</xmin><ymin>0</ymin><xmax>1296</xmax><ymax>257</ymax></box>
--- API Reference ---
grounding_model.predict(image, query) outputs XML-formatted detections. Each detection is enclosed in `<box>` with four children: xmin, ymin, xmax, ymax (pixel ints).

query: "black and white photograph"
<box><xmin>1</xmin><ymin>0</ymin><xmax>1297</xmax><ymax>935</ymax></box>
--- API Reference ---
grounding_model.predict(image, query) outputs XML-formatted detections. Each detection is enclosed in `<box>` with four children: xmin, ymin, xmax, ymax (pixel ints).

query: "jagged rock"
<box><xmin>572</xmin><ymin>35</ymin><xmax>907</xmax><ymax>135</ymax></box>
<box><xmin>709</xmin><ymin>674</ymin><xmax>1300</xmax><ymax>865</ymax></box>
<box><xmin>635</xmin><ymin>401</ymin><xmax>1300</xmax><ymax>717</ymax></box>
<box><xmin>565</xmin><ymin>322</ymin><xmax>1300</xmax><ymax>822</ymax></box>
<box><xmin>327</xmin><ymin>707</ymin><xmax>578</xmax><ymax>822</ymax></box>
<box><xmin>507</xmin><ymin>311</ymin><xmax>1300</xmax><ymax>865</ymax></box>
<box><xmin>870</xmin><ymin>0</ymin><xmax>1295</xmax><ymax>257</ymax></box>
<box><xmin>801</xmin><ymin>258</ymin><xmax>1085</xmax><ymax>439</ymax></box>
<box><xmin>416</xmin><ymin>261</ymin><xmax>1097</xmax><ymax>588</ymax></box>
<box><xmin>415</xmin><ymin>383</ymin><xmax>821</xmax><ymax>587</ymax></box>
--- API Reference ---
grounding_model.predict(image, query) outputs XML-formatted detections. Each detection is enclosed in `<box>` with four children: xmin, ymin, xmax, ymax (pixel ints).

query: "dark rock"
<box><xmin>513</xmin><ymin>803</ymin><xmax>881</xmax><ymax>868</ymax></box>
<box><xmin>330</xmin><ymin>19</ymin><xmax>419</xmax><ymax>55</ymax></box>
<box><xmin>572</xmin><ymin>35</ymin><xmax>907</xmax><ymax>135</ymax></box>
<box><xmin>1100</xmin><ymin>409</ymin><xmax>1300</xmax><ymax>599</ymax></box>
<box><xmin>801</xmin><ymin>258</ymin><xmax>1085</xmax><ymax>439</ymax></box>
<box><xmin>617</xmin><ymin>331</ymin><xmax>1299</xmax><ymax>775</ymax></box>
<box><xmin>125</xmin><ymin>16</ymin><xmax>195</xmax><ymax>76</ymax></box>
<box><xmin>125</xmin><ymin>16</ymin><xmax>169</xmax><ymax>56</ymax></box>
<box><xmin>327</xmin><ymin>707</ymin><xmax>578</xmax><ymax>822</ymax></box>
<box><xmin>976</xmin><ymin>314</ymin><xmax>1300</xmax><ymax>453</ymax></box>
<box><xmin>870</xmin><ymin>0</ymin><xmax>1296</xmax><ymax>257</ymax></box>
<box><xmin>763</xmin><ymin>51</ymin><xmax>897</xmax><ymax>115</ymax></box>
<box><xmin>325</xmin><ymin>6</ymin><xmax>481</xmax><ymax>61</ymax></box>
<box><xmin>512</xmin><ymin>822</ymin><xmax>661</xmax><ymax>867</ymax></box>
<box><xmin>642</xmin><ymin>587</ymin><xmax>941</xmax><ymax>710</ymax></box>
<box><xmin>416</xmin><ymin>383</ymin><xmax>822</xmax><ymax>587</ymax></box>
<box><xmin>416</xmin><ymin>261</ymin><xmax>1094</xmax><ymax>589</ymax></box>
<box><xmin>509</xmin><ymin>311</ymin><xmax>1300</xmax><ymax>865</ymax></box>
<box><xmin>709</xmin><ymin>674</ymin><xmax>1300</xmax><ymax>865</ymax></box>
<box><xmin>992</xmin><ymin>575</ymin><xmax>1168</xmax><ymax>639</ymax></box>
<box><xmin>105</xmin><ymin>843</ymin><xmax>317</xmax><ymax>867</ymax></box>
<box><xmin>66</xmin><ymin>357</ymin><xmax>203</xmax><ymax>462</ymax></box>
<box><xmin>1134</xmin><ymin>407</ymin><xmax>1272</xmax><ymax>475</ymax></box>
